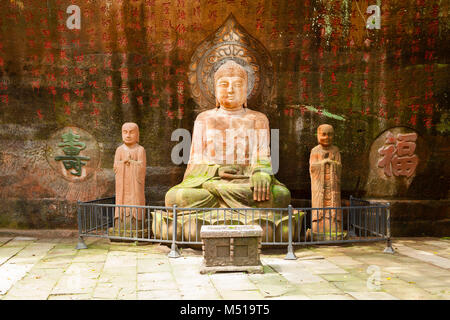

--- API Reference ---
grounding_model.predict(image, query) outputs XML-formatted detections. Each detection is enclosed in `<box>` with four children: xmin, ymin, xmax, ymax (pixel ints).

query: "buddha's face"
<box><xmin>317</xmin><ymin>126</ymin><xmax>334</xmax><ymax>147</ymax></box>
<box><xmin>122</xmin><ymin>123</ymin><xmax>139</xmax><ymax>146</ymax></box>
<box><xmin>215</xmin><ymin>76</ymin><xmax>247</xmax><ymax>110</ymax></box>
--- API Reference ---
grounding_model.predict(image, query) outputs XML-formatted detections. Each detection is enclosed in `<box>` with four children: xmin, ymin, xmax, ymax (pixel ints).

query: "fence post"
<box><xmin>383</xmin><ymin>203</ymin><xmax>395</xmax><ymax>254</ymax></box>
<box><xmin>348</xmin><ymin>195</ymin><xmax>356</xmax><ymax>237</ymax></box>
<box><xmin>168</xmin><ymin>204</ymin><xmax>181</xmax><ymax>258</ymax></box>
<box><xmin>284</xmin><ymin>205</ymin><xmax>297</xmax><ymax>260</ymax></box>
<box><xmin>75</xmin><ymin>201</ymin><xmax>88</xmax><ymax>250</ymax></box>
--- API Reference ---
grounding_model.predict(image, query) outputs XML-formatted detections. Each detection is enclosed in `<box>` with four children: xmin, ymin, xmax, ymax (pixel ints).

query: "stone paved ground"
<box><xmin>0</xmin><ymin>236</ymin><xmax>449</xmax><ymax>300</ymax></box>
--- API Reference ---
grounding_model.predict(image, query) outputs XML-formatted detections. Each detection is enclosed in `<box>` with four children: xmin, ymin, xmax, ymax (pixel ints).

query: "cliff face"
<box><xmin>0</xmin><ymin>0</ymin><xmax>448</xmax><ymax>234</ymax></box>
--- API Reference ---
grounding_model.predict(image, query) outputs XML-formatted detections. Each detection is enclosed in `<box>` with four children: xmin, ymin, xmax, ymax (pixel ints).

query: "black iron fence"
<box><xmin>76</xmin><ymin>196</ymin><xmax>394</xmax><ymax>258</ymax></box>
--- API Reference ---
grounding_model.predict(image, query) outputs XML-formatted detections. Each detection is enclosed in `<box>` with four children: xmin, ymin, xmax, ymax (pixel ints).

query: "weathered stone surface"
<box><xmin>201</xmin><ymin>225</ymin><xmax>262</xmax><ymax>268</ymax></box>
<box><xmin>1</xmin><ymin>235</ymin><xmax>449</xmax><ymax>300</ymax></box>
<box><xmin>261</xmin><ymin>258</ymin><xmax>325</xmax><ymax>284</ymax></box>
<box><xmin>394</xmin><ymin>243</ymin><xmax>450</xmax><ymax>269</ymax></box>
<box><xmin>309</xmin><ymin>294</ymin><xmax>354</xmax><ymax>300</ymax></box>
<box><xmin>364</xmin><ymin>199</ymin><xmax>450</xmax><ymax>237</ymax></box>
<box><xmin>46</xmin><ymin>127</ymin><xmax>101</xmax><ymax>182</ymax></box>
<box><xmin>201</xmin><ymin>225</ymin><xmax>263</xmax><ymax>238</ymax></box>
<box><xmin>248</xmin><ymin>273</ymin><xmax>293</xmax><ymax>298</ymax></box>
<box><xmin>200</xmin><ymin>263</ymin><xmax>264</xmax><ymax>274</ymax></box>
<box><xmin>346</xmin><ymin>291</ymin><xmax>398</xmax><ymax>300</ymax></box>
<box><xmin>137</xmin><ymin>272</ymin><xmax>178</xmax><ymax>291</ymax></box>
<box><xmin>0</xmin><ymin>1</ymin><xmax>448</xmax><ymax>235</ymax></box>
<box><xmin>365</xmin><ymin>128</ymin><xmax>429</xmax><ymax>197</ymax></box>
<box><xmin>296</xmin><ymin>259</ymin><xmax>349</xmax><ymax>275</ymax></box>
<box><xmin>209</xmin><ymin>272</ymin><xmax>260</xmax><ymax>291</ymax></box>
<box><xmin>138</xmin><ymin>289</ymin><xmax>182</xmax><ymax>300</ymax></box>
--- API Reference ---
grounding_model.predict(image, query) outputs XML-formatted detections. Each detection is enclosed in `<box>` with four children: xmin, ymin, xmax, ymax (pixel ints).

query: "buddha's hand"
<box><xmin>124</xmin><ymin>153</ymin><xmax>132</xmax><ymax>166</ymax></box>
<box><xmin>251</xmin><ymin>171</ymin><xmax>271</xmax><ymax>202</ymax></box>
<box><xmin>218</xmin><ymin>166</ymin><xmax>246</xmax><ymax>180</ymax></box>
<box><xmin>321</xmin><ymin>158</ymin><xmax>339</xmax><ymax>165</ymax></box>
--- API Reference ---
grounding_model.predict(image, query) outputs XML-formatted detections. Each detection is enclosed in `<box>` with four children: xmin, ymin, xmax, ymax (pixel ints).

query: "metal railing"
<box><xmin>76</xmin><ymin>196</ymin><xmax>394</xmax><ymax>258</ymax></box>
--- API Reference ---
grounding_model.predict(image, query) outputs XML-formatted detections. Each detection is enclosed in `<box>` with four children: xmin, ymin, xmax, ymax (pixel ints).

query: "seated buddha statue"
<box><xmin>165</xmin><ymin>60</ymin><xmax>290</xmax><ymax>209</ymax></box>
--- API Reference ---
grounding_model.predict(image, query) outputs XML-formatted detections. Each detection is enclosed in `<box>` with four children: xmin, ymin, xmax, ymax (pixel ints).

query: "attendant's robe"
<box><xmin>114</xmin><ymin>144</ymin><xmax>146</xmax><ymax>221</ymax></box>
<box><xmin>309</xmin><ymin>144</ymin><xmax>341</xmax><ymax>232</ymax></box>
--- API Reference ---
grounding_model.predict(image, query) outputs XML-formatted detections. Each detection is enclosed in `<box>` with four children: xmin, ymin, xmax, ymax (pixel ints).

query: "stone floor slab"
<box><xmin>248</xmin><ymin>274</ymin><xmax>292</xmax><ymax>298</ymax></box>
<box><xmin>48</xmin><ymin>294</ymin><xmax>92</xmax><ymax>300</ymax></box>
<box><xmin>93</xmin><ymin>283</ymin><xmax>121</xmax><ymax>299</ymax></box>
<box><xmin>325</xmin><ymin>255</ymin><xmax>365</xmax><ymax>267</ymax></box>
<box><xmin>381</xmin><ymin>284</ymin><xmax>437</xmax><ymax>300</ymax></box>
<box><xmin>72</xmin><ymin>250</ymin><xmax>108</xmax><ymax>263</ymax></box>
<box><xmin>103</xmin><ymin>254</ymin><xmax>137</xmax><ymax>268</ymax></box>
<box><xmin>178</xmin><ymin>286</ymin><xmax>221</xmax><ymax>300</ymax></box>
<box><xmin>320</xmin><ymin>273</ymin><xmax>357</xmax><ymax>282</ymax></box>
<box><xmin>423</xmin><ymin>240</ymin><xmax>450</xmax><ymax>249</ymax></box>
<box><xmin>309</xmin><ymin>294</ymin><xmax>354</xmax><ymax>300</ymax></box>
<box><xmin>3</xmin><ymin>287</ymin><xmax>52</xmax><ymax>300</ymax></box>
<box><xmin>297</xmin><ymin>259</ymin><xmax>349</xmax><ymax>274</ymax></box>
<box><xmin>346</xmin><ymin>291</ymin><xmax>399</xmax><ymax>300</ymax></box>
<box><xmin>176</xmin><ymin>275</ymin><xmax>215</xmax><ymax>288</ymax></box>
<box><xmin>0</xmin><ymin>239</ymin><xmax>34</xmax><ymax>266</ymax></box>
<box><xmin>0</xmin><ymin>263</ymin><xmax>34</xmax><ymax>294</ymax></box>
<box><xmin>51</xmin><ymin>275</ymin><xmax>98</xmax><ymax>295</ymax></box>
<box><xmin>0</xmin><ymin>237</ymin><xmax>13</xmax><ymax>246</ymax></box>
<box><xmin>137</xmin><ymin>259</ymin><xmax>172</xmax><ymax>273</ymax></box>
<box><xmin>409</xmin><ymin>276</ymin><xmax>450</xmax><ymax>288</ymax></box>
<box><xmin>137</xmin><ymin>272</ymin><xmax>178</xmax><ymax>291</ymax></box>
<box><xmin>261</xmin><ymin>258</ymin><xmax>324</xmax><ymax>284</ymax></box>
<box><xmin>268</xmin><ymin>288</ymin><xmax>310</xmax><ymax>300</ymax></box>
<box><xmin>117</xmin><ymin>287</ymin><xmax>137</xmax><ymax>300</ymax></box>
<box><xmin>332</xmin><ymin>280</ymin><xmax>372</xmax><ymax>292</ymax></box>
<box><xmin>209</xmin><ymin>273</ymin><xmax>259</xmax><ymax>291</ymax></box>
<box><xmin>101</xmin><ymin>266</ymin><xmax>137</xmax><ymax>277</ymax></box>
<box><xmin>219</xmin><ymin>289</ymin><xmax>265</xmax><ymax>300</ymax></box>
<box><xmin>295</xmin><ymin>281</ymin><xmax>343</xmax><ymax>295</ymax></box>
<box><xmin>395</xmin><ymin>243</ymin><xmax>450</xmax><ymax>269</ymax></box>
<box><xmin>138</xmin><ymin>289</ymin><xmax>182</xmax><ymax>300</ymax></box>
<box><xmin>0</xmin><ymin>236</ymin><xmax>448</xmax><ymax>300</ymax></box>
<box><xmin>420</xmin><ymin>286</ymin><xmax>450</xmax><ymax>299</ymax></box>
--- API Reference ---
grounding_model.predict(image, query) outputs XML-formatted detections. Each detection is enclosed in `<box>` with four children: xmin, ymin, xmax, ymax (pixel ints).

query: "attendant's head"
<box><xmin>214</xmin><ymin>60</ymin><xmax>248</xmax><ymax>110</ymax></box>
<box><xmin>317</xmin><ymin>124</ymin><xmax>334</xmax><ymax>147</ymax></box>
<box><xmin>122</xmin><ymin>122</ymin><xmax>139</xmax><ymax>146</ymax></box>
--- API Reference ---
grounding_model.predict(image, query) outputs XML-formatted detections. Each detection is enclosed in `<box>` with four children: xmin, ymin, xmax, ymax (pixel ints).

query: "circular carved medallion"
<box><xmin>45</xmin><ymin>126</ymin><xmax>101</xmax><ymax>182</ymax></box>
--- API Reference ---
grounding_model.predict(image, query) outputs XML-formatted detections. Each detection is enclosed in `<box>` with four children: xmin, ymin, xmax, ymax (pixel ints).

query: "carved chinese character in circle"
<box><xmin>377</xmin><ymin>132</ymin><xmax>419</xmax><ymax>178</ymax></box>
<box><xmin>46</xmin><ymin>127</ymin><xmax>100</xmax><ymax>182</ymax></box>
<box><xmin>54</xmin><ymin>129</ymin><xmax>90</xmax><ymax>177</ymax></box>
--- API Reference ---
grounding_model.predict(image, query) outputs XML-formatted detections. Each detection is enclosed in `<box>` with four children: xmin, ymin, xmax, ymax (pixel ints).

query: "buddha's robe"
<box><xmin>309</xmin><ymin>144</ymin><xmax>342</xmax><ymax>231</ymax></box>
<box><xmin>114</xmin><ymin>144</ymin><xmax>146</xmax><ymax>221</ymax></box>
<box><xmin>165</xmin><ymin>107</ymin><xmax>290</xmax><ymax>209</ymax></box>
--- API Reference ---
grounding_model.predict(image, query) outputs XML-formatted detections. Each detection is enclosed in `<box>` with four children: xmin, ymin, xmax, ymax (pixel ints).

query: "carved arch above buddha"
<box><xmin>188</xmin><ymin>14</ymin><xmax>274</xmax><ymax>112</ymax></box>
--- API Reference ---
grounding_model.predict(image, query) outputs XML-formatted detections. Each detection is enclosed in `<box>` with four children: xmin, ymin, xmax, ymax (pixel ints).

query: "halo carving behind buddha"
<box><xmin>188</xmin><ymin>14</ymin><xmax>274</xmax><ymax>111</ymax></box>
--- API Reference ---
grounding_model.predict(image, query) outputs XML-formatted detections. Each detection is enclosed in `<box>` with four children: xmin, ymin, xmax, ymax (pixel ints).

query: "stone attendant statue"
<box><xmin>165</xmin><ymin>60</ymin><xmax>290</xmax><ymax>209</ymax></box>
<box><xmin>309</xmin><ymin>124</ymin><xmax>342</xmax><ymax>234</ymax></box>
<box><xmin>114</xmin><ymin>122</ymin><xmax>146</xmax><ymax>224</ymax></box>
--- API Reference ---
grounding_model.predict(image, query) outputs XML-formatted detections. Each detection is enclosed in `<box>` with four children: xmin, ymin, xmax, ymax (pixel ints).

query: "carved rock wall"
<box><xmin>0</xmin><ymin>0</ymin><xmax>448</xmax><ymax>233</ymax></box>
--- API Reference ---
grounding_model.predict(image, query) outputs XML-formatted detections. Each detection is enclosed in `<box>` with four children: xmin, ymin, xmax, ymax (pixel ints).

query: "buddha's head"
<box><xmin>214</xmin><ymin>60</ymin><xmax>248</xmax><ymax>110</ymax></box>
<box><xmin>317</xmin><ymin>124</ymin><xmax>334</xmax><ymax>148</ymax></box>
<box><xmin>122</xmin><ymin>122</ymin><xmax>139</xmax><ymax>146</ymax></box>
